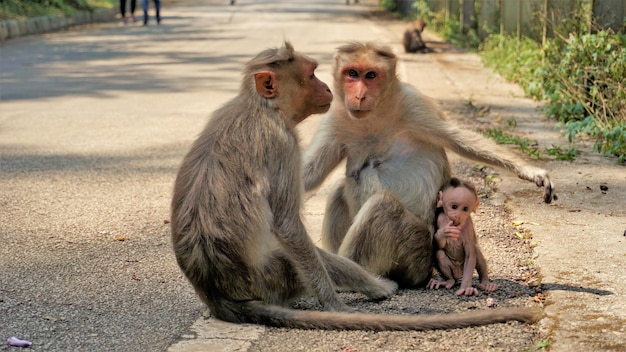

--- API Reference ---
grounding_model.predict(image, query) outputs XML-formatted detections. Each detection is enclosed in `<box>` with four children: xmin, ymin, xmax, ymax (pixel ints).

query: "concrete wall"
<box><xmin>0</xmin><ymin>8</ymin><xmax>117</xmax><ymax>43</ymax></box>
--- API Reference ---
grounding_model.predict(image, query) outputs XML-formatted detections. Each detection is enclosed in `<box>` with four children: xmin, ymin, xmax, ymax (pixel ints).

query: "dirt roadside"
<box><xmin>396</xmin><ymin>18</ymin><xmax>626</xmax><ymax>351</ymax></box>
<box><xmin>0</xmin><ymin>1</ymin><xmax>623</xmax><ymax>351</ymax></box>
<box><xmin>171</xmin><ymin>7</ymin><xmax>625</xmax><ymax>352</ymax></box>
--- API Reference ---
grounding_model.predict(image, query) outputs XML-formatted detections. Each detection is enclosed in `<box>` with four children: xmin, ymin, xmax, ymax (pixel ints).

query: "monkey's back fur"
<box><xmin>170</xmin><ymin>43</ymin><xmax>543</xmax><ymax>331</ymax></box>
<box><xmin>171</xmin><ymin>93</ymin><xmax>304</xmax><ymax>320</ymax></box>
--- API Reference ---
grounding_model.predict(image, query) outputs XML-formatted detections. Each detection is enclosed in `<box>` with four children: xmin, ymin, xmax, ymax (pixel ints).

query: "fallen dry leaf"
<box><xmin>512</xmin><ymin>220</ymin><xmax>540</xmax><ymax>226</ymax></box>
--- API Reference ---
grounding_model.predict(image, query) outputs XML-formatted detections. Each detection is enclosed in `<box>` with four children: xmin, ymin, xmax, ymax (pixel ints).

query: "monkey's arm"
<box><xmin>456</xmin><ymin>233</ymin><xmax>479</xmax><ymax>296</ymax></box>
<box><xmin>449</xmin><ymin>128</ymin><xmax>552</xmax><ymax>190</ymax></box>
<box><xmin>434</xmin><ymin>213</ymin><xmax>454</xmax><ymax>249</ymax></box>
<box><xmin>406</xmin><ymin>99</ymin><xmax>554</xmax><ymax>203</ymax></box>
<box><xmin>475</xmin><ymin>246</ymin><xmax>490</xmax><ymax>282</ymax></box>
<box><xmin>279</xmin><ymin>211</ymin><xmax>349</xmax><ymax>311</ymax></box>
<box><xmin>434</xmin><ymin>228</ymin><xmax>447</xmax><ymax>249</ymax></box>
<box><xmin>302</xmin><ymin>117</ymin><xmax>345</xmax><ymax>192</ymax></box>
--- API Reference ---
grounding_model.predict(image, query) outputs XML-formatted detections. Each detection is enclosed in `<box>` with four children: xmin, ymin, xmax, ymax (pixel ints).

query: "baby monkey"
<box><xmin>428</xmin><ymin>177</ymin><xmax>498</xmax><ymax>296</ymax></box>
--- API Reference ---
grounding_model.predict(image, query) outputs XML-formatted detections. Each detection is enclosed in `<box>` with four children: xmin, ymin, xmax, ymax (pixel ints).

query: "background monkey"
<box><xmin>403</xmin><ymin>19</ymin><xmax>431</xmax><ymax>53</ymax></box>
<box><xmin>171</xmin><ymin>42</ymin><xmax>540</xmax><ymax>330</ymax></box>
<box><xmin>428</xmin><ymin>177</ymin><xmax>498</xmax><ymax>296</ymax></box>
<box><xmin>303</xmin><ymin>41</ymin><xmax>554</xmax><ymax>289</ymax></box>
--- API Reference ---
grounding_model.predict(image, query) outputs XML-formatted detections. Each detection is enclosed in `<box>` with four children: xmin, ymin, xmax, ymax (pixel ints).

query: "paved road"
<box><xmin>0</xmin><ymin>1</ymin><xmax>409</xmax><ymax>350</ymax></box>
<box><xmin>2</xmin><ymin>0</ymin><xmax>625</xmax><ymax>351</ymax></box>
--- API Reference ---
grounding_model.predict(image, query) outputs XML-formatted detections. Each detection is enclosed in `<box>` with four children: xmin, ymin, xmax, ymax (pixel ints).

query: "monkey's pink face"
<box><xmin>438</xmin><ymin>187</ymin><xmax>478</xmax><ymax>227</ymax></box>
<box><xmin>341</xmin><ymin>66</ymin><xmax>386</xmax><ymax>119</ymax></box>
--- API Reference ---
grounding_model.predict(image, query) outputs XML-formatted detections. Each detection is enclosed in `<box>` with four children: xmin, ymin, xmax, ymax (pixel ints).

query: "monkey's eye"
<box><xmin>365</xmin><ymin>71</ymin><xmax>377</xmax><ymax>79</ymax></box>
<box><xmin>462</xmin><ymin>206</ymin><xmax>469</xmax><ymax>212</ymax></box>
<box><xmin>347</xmin><ymin>69</ymin><xmax>359</xmax><ymax>78</ymax></box>
<box><xmin>450</xmin><ymin>204</ymin><xmax>458</xmax><ymax>210</ymax></box>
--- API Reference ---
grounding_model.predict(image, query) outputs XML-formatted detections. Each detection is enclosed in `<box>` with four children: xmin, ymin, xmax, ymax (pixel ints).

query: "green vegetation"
<box><xmin>379</xmin><ymin>0</ymin><xmax>400</xmax><ymax>14</ymax></box>
<box><xmin>0</xmin><ymin>0</ymin><xmax>115</xmax><ymax>21</ymax></box>
<box><xmin>414</xmin><ymin>0</ymin><xmax>481</xmax><ymax>49</ymax></box>
<box><xmin>532</xmin><ymin>339</ymin><xmax>552</xmax><ymax>351</ymax></box>
<box><xmin>408</xmin><ymin>1</ymin><xmax>625</xmax><ymax>164</ymax></box>
<box><xmin>483</xmin><ymin>128</ymin><xmax>579</xmax><ymax>161</ymax></box>
<box><xmin>483</xmin><ymin>128</ymin><xmax>542</xmax><ymax>159</ymax></box>
<box><xmin>545</xmin><ymin>144</ymin><xmax>579</xmax><ymax>161</ymax></box>
<box><xmin>481</xmin><ymin>32</ymin><xmax>625</xmax><ymax>163</ymax></box>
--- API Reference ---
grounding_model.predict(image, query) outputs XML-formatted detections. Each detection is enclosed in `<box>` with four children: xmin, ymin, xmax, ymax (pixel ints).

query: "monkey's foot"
<box><xmin>479</xmin><ymin>281</ymin><xmax>498</xmax><ymax>292</ymax></box>
<box><xmin>321</xmin><ymin>299</ymin><xmax>351</xmax><ymax>312</ymax></box>
<box><xmin>364</xmin><ymin>277</ymin><xmax>398</xmax><ymax>301</ymax></box>
<box><xmin>455</xmin><ymin>286</ymin><xmax>480</xmax><ymax>296</ymax></box>
<box><xmin>427</xmin><ymin>278</ymin><xmax>455</xmax><ymax>290</ymax></box>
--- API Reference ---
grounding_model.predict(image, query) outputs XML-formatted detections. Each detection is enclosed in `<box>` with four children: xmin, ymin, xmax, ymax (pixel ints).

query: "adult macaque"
<box><xmin>428</xmin><ymin>177</ymin><xmax>498</xmax><ymax>296</ymax></box>
<box><xmin>171</xmin><ymin>42</ymin><xmax>540</xmax><ymax>330</ymax></box>
<box><xmin>403</xmin><ymin>19</ymin><xmax>430</xmax><ymax>53</ymax></box>
<box><xmin>303</xmin><ymin>42</ymin><xmax>554</xmax><ymax>288</ymax></box>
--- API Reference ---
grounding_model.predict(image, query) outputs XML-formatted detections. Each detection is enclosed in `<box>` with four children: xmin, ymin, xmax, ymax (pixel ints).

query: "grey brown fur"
<box><xmin>403</xmin><ymin>19</ymin><xmax>431</xmax><ymax>53</ymax></box>
<box><xmin>303</xmin><ymin>42</ymin><xmax>554</xmax><ymax>289</ymax></box>
<box><xmin>171</xmin><ymin>42</ymin><xmax>542</xmax><ymax>331</ymax></box>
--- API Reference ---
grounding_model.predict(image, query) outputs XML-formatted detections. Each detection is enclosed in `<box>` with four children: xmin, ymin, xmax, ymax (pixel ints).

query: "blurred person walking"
<box><xmin>120</xmin><ymin>0</ymin><xmax>137</xmax><ymax>25</ymax></box>
<box><xmin>142</xmin><ymin>0</ymin><xmax>161</xmax><ymax>25</ymax></box>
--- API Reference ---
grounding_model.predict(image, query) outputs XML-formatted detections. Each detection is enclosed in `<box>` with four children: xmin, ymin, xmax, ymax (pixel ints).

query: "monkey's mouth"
<box><xmin>349</xmin><ymin>109</ymin><xmax>370</xmax><ymax>119</ymax></box>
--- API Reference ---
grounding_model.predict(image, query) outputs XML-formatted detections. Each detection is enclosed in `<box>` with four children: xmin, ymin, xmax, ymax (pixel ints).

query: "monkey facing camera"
<box><xmin>303</xmin><ymin>41</ymin><xmax>554</xmax><ymax>294</ymax></box>
<box><xmin>428</xmin><ymin>177</ymin><xmax>499</xmax><ymax>296</ymax></box>
<box><xmin>171</xmin><ymin>42</ymin><xmax>542</xmax><ymax>331</ymax></box>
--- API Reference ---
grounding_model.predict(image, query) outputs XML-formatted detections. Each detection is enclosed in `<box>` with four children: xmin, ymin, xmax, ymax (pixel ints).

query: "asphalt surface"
<box><xmin>1</xmin><ymin>0</ymin><xmax>625</xmax><ymax>351</ymax></box>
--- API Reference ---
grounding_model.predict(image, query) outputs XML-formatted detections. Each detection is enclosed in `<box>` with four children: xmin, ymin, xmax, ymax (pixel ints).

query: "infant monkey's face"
<box><xmin>439</xmin><ymin>187</ymin><xmax>478</xmax><ymax>226</ymax></box>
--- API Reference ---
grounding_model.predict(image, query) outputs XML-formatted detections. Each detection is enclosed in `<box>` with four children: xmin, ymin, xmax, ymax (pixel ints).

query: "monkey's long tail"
<box><xmin>233</xmin><ymin>301</ymin><xmax>543</xmax><ymax>331</ymax></box>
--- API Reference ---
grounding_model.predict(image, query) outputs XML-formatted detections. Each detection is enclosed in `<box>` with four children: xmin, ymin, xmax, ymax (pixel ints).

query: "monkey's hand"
<box><xmin>437</xmin><ymin>221</ymin><xmax>460</xmax><ymax>242</ymax></box>
<box><xmin>428</xmin><ymin>278</ymin><xmax>454</xmax><ymax>290</ymax></box>
<box><xmin>521</xmin><ymin>167</ymin><xmax>556</xmax><ymax>203</ymax></box>
<box><xmin>456</xmin><ymin>286</ymin><xmax>479</xmax><ymax>296</ymax></box>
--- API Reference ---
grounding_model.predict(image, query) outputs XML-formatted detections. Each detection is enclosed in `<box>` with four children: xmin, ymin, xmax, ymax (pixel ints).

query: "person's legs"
<box><xmin>120</xmin><ymin>0</ymin><xmax>128</xmax><ymax>24</ymax></box>
<box><xmin>142</xmin><ymin>0</ymin><xmax>149</xmax><ymax>25</ymax></box>
<box><xmin>154</xmin><ymin>0</ymin><xmax>161</xmax><ymax>23</ymax></box>
<box><xmin>129</xmin><ymin>0</ymin><xmax>137</xmax><ymax>22</ymax></box>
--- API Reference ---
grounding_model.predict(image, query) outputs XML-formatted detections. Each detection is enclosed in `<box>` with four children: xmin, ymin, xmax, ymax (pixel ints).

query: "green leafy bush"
<box><xmin>0</xmin><ymin>0</ymin><xmax>113</xmax><ymax>20</ymax></box>
<box><xmin>479</xmin><ymin>32</ymin><xmax>625</xmax><ymax>163</ymax></box>
<box><xmin>480</xmin><ymin>35</ymin><xmax>545</xmax><ymax>99</ymax></box>
<box><xmin>414</xmin><ymin>0</ymin><xmax>624</xmax><ymax>163</ymax></box>
<box><xmin>542</xmin><ymin>32</ymin><xmax>626</xmax><ymax>162</ymax></box>
<box><xmin>379</xmin><ymin>0</ymin><xmax>399</xmax><ymax>13</ymax></box>
<box><xmin>414</xmin><ymin>0</ymin><xmax>481</xmax><ymax>50</ymax></box>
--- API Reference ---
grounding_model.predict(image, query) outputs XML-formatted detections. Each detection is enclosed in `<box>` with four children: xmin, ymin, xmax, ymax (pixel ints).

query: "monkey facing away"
<box><xmin>428</xmin><ymin>177</ymin><xmax>498</xmax><ymax>296</ymax></box>
<box><xmin>303</xmin><ymin>42</ymin><xmax>554</xmax><ymax>289</ymax></box>
<box><xmin>171</xmin><ymin>42</ymin><xmax>541</xmax><ymax>331</ymax></box>
<box><xmin>403</xmin><ymin>19</ymin><xmax>431</xmax><ymax>53</ymax></box>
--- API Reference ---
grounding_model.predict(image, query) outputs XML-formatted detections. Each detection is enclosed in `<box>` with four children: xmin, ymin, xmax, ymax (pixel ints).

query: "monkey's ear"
<box><xmin>436</xmin><ymin>191</ymin><xmax>443</xmax><ymax>207</ymax></box>
<box><xmin>254</xmin><ymin>71</ymin><xmax>278</xmax><ymax>98</ymax></box>
<box><xmin>473</xmin><ymin>198</ymin><xmax>480</xmax><ymax>212</ymax></box>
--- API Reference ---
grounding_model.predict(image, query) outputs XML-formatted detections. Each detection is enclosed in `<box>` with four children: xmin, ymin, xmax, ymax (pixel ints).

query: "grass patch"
<box><xmin>412</xmin><ymin>1</ymin><xmax>625</xmax><ymax>164</ymax></box>
<box><xmin>483</xmin><ymin>128</ymin><xmax>578</xmax><ymax>161</ymax></box>
<box><xmin>480</xmin><ymin>33</ymin><xmax>625</xmax><ymax>164</ymax></box>
<box><xmin>0</xmin><ymin>0</ymin><xmax>115</xmax><ymax>21</ymax></box>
